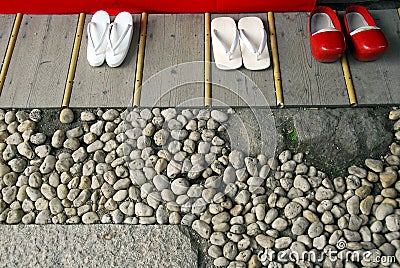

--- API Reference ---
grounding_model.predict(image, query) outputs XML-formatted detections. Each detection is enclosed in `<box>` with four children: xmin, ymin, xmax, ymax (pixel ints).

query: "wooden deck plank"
<box><xmin>275</xmin><ymin>12</ymin><xmax>348</xmax><ymax>106</ymax></box>
<box><xmin>0</xmin><ymin>15</ymin><xmax>77</xmax><ymax>108</ymax></box>
<box><xmin>140</xmin><ymin>14</ymin><xmax>204</xmax><ymax>108</ymax></box>
<box><xmin>0</xmin><ymin>15</ymin><xmax>15</xmax><ymax>71</ymax></box>
<box><xmin>346</xmin><ymin>9</ymin><xmax>400</xmax><ymax>105</ymax></box>
<box><xmin>70</xmin><ymin>14</ymin><xmax>141</xmax><ymax>108</ymax></box>
<box><xmin>210</xmin><ymin>14</ymin><xmax>276</xmax><ymax>108</ymax></box>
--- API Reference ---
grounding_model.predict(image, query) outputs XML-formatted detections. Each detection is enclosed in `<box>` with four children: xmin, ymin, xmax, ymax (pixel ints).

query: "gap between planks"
<box><xmin>0</xmin><ymin>13</ymin><xmax>22</xmax><ymax>96</ymax></box>
<box><xmin>204</xmin><ymin>12</ymin><xmax>211</xmax><ymax>107</ymax></box>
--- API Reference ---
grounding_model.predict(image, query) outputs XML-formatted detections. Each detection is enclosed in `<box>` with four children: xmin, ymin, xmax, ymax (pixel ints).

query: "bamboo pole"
<box><xmin>204</xmin><ymin>12</ymin><xmax>211</xmax><ymax>107</ymax></box>
<box><xmin>62</xmin><ymin>13</ymin><xmax>85</xmax><ymax>108</ymax></box>
<box><xmin>133</xmin><ymin>12</ymin><xmax>148</xmax><ymax>107</ymax></box>
<box><xmin>0</xmin><ymin>13</ymin><xmax>23</xmax><ymax>94</ymax></box>
<box><xmin>268</xmin><ymin>12</ymin><xmax>283</xmax><ymax>107</ymax></box>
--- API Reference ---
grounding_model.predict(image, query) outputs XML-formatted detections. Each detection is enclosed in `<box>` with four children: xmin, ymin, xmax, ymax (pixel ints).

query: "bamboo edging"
<box><xmin>62</xmin><ymin>13</ymin><xmax>85</xmax><ymax>108</ymax></box>
<box><xmin>268</xmin><ymin>12</ymin><xmax>284</xmax><ymax>107</ymax></box>
<box><xmin>341</xmin><ymin>54</ymin><xmax>357</xmax><ymax>106</ymax></box>
<box><xmin>0</xmin><ymin>13</ymin><xmax>23</xmax><ymax>95</ymax></box>
<box><xmin>204</xmin><ymin>12</ymin><xmax>211</xmax><ymax>107</ymax></box>
<box><xmin>133</xmin><ymin>12</ymin><xmax>148</xmax><ymax>107</ymax></box>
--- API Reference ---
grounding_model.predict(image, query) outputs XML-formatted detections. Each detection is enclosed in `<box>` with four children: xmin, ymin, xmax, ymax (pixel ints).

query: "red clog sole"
<box><xmin>311</xmin><ymin>31</ymin><xmax>346</xmax><ymax>62</ymax></box>
<box><xmin>350</xmin><ymin>29</ymin><xmax>389</xmax><ymax>61</ymax></box>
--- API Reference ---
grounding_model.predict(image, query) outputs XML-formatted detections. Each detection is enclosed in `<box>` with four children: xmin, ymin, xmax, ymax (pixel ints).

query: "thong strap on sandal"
<box><xmin>210</xmin><ymin>16</ymin><xmax>242</xmax><ymax>70</ymax></box>
<box><xmin>88</xmin><ymin>21</ymin><xmax>110</xmax><ymax>55</ymax></box>
<box><xmin>211</xmin><ymin>28</ymin><xmax>239</xmax><ymax>61</ymax></box>
<box><xmin>105</xmin><ymin>11</ymin><xmax>133</xmax><ymax>68</ymax></box>
<box><xmin>239</xmin><ymin>27</ymin><xmax>267</xmax><ymax>61</ymax></box>
<box><xmin>238</xmin><ymin>17</ymin><xmax>270</xmax><ymax>70</ymax></box>
<box><xmin>107</xmin><ymin>22</ymin><xmax>132</xmax><ymax>56</ymax></box>
<box><xmin>87</xmin><ymin>10</ymin><xmax>110</xmax><ymax>67</ymax></box>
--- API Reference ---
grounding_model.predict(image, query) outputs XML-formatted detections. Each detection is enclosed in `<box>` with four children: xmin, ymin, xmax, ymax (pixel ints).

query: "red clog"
<box><xmin>309</xmin><ymin>6</ymin><xmax>346</xmax><ymax>62</ymax></box>
<box><xmin>344</xmin><ymin>5</ymin><xmax>389</xmax><ymax>61</ymax></box>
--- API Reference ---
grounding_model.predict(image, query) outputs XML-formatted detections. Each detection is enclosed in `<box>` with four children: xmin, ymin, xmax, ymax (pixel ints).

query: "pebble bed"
<box><xmin>0</xmin><ymin>107</ymin><xmax>399</xmax><ymax>267</ymax></box>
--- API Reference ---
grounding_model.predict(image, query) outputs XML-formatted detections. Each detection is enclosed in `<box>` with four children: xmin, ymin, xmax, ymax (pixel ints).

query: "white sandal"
<box><xmin>238</xmin><ymin>17</ymin><xmax>270</xmax><ymax>70</ymax></box>
<box><xmin>87</xmin><ymin>10</ymin><xmax>110</xmax><ymax>67</ymax></box>
<box><xmin>211</xmin><ymin>17</ymin><xmax>242</xmax><ymax>70</ymax></box>
<box><xmin>106</xmin><ymin>12</ymin><xmax>133</xmax><ymax>68</ymax></box>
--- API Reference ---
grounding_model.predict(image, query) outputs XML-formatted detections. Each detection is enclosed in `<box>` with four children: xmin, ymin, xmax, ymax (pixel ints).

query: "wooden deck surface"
<box><xmin>0</xmin><ymin>15</ymin><xmax>77</xmax><ymax>108</ymax></box>
<box><xmin>0</xmin><ymin>15</ymin><xmax>15</xmax><ymax>69</ymax></box>
<box><xmin>0</xmin><ymin>10</ymin><xmax>398</xmax><ymax>108</ymax></box>
<box><xmin>140</xmin><ymin>14</ymin><xmax>204</xmax><ymax>107</ymax></box>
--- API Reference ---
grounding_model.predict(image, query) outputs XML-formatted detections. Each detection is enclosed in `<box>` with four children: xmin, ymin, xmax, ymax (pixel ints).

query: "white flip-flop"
<box><xmin>106</xmin><ymin>12</ymin><xmax>133</xmax><ymax>68</ymax></box>
<box><xmin>211</xmin><ymin>17</ymin><xmax>242</xmax><ymax>70</ymax></box>
<box><xmin>238</xmin><ymin>17</ymin><xmax>270</xmax><ymax>71</ymax></box>
<box><xmin>87</xmin><ymin>10</ymin><xmax>110</xmax><ymax>67</ymax></box>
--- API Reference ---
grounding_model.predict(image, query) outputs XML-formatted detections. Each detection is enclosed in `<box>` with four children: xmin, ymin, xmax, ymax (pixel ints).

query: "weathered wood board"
<box><xmin>0</xmin><ymin>15</ymin><xmax>15</xmax><ymax>72</ymax></box>
<box><xmin>275</xmin><ymin>12</ymin><xmax>348</xmax><ymax>106</ymax></box>
<box><xmin>210</xmin><ymin>14</ymin><xmax>276</xmax><ymax>108</ymax></box>
<box><xmin>346</xmin><ymin>9</ymin><xmax>400</xmax><ymax>105</ymax></box>
<box><xmin>0</xmin><ymin>15</ymin><xmax>77</xmax><ymax>108</ymax></box>
<box><xmin>70</xmin><ymin>14</ymin><xmax>141</xmax><ymax>108</ymax></box>
<box><xmin>140</xmin><ymin>14</ymin><xmax>204</xmax><ymax>108</ymax></box>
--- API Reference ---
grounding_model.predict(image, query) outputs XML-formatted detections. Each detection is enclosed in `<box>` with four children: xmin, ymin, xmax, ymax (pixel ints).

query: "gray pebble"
<box><xmin>385</xmin><ymin>214</ymin><xmax>400</xmax><ymax>232</ymax></box>
<box><xmin>135</xmin><ymin>203</ymin><xmax>153</xmax><ymax>217</ymax></box>
<box><xmin>315</xmin><ymin>187</ymin><xmax>335</xmax><ymax>201</ymax></box>
<box><xmin>155</xmin><ymin>205</ymin><xmax>168</xmax><ymax>224</ymax></box>
<box><xmin>171</xmin><ymin>178</ymin><xmax>189</xmax><ymax>195</ymax></box>
<box><xmin>255</xmin><ymin>234</ymin><xmax>275</xmax><ymax>249</ymax></box>
<box><xmin>210</xmin><ymin>110</ymin><xmax>228</xmax><ymax>123</ymax></box>
<box><xmin>375</xmin><ymin>203</ymin><xmax>394</xmax><ymax>221</ymax></box>
<box><xmin>313</xmin><ymin>235</ymin><xmax>327</xmax><ymax>250</ymax></box>
<box><xmin>308</xmin><ymin>221</ymin><xmax>324</xmax><ymax>238</ymax></box>
<box><xmin>364</xmin><ymin>158</ymin><xmax>383</xmax><ymax>173</ymax></box>
<box><xmin>293</xmin><ymin>175</ymin><xmax>311</xmax><ymax>192</ymax></box>
<box><xmin>346</xmin><ymin>195</ymin><xmax>360</xmax><ymax>215</ymax></box>
<box><xmin>50</xmin><ymin>130</ymin><xmax>65</xmax><ymax>148</ymax></box>
<box><xmin>35</xmin><ymin>210</ymin><xmax>51</xmax><ymax>224</ymax></box>
<box><xmin>229</xmin><ymin>150</ymin><xmax>244</xmax><ymax>169</ymax></box>
<box><xmin>82</xmin><ymin>212</ymin><xmax>99</xmax><ymax>224</ymax></box>
<box><xmin>192</xmin><ymin>219</ymin><xmax>211</xmax><ymax>239</ymax></box>
<box><xmin>235</xmin><ymin>190</ymin><xmax>250</xmax><ymax>205</ymax></box>
<box><xmin>348</xmin><ymin>165</ymin><xmax>367</xmax><ymax>178</ymax></box>
<box><xmin>284</xmin><ymin>201</ymin><xmax>302</xmax><ymax>219</ymax></box>
<box><xmin>278</xmin><ymin>150</ymin><xmax>291</xmax><ymax>163</ymax></box>
<box><xmin>275</xmin><ymin>237</ymin><xmax>292</xmax><ymax>249</ymax></box>
<box><xmin>292</xmin><ymin>217</ymin><xmax>309</xmax><ymax>235</ymax></box>
<box><xmin>30</xmin><ymin>133</ymin><xmax>46</xmax><ymax>145</ymax></box>
<box><xmin>40</xmin><ymin>155</ymin><xmax>56</xmax><ymax>174</ymax></box>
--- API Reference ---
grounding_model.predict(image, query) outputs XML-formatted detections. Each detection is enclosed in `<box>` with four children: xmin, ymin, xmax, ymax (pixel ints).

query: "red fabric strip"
<box><xmin>0</xmin><ymin>0</ymin><xmax>315</xmax><ymax>14</ymax></box>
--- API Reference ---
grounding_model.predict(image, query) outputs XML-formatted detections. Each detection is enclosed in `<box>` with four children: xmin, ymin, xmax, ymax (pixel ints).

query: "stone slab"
<box><xmin>0</xmin><ymin>225</ymin><xmax>202</xmax><ymax>268</ymax></box>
